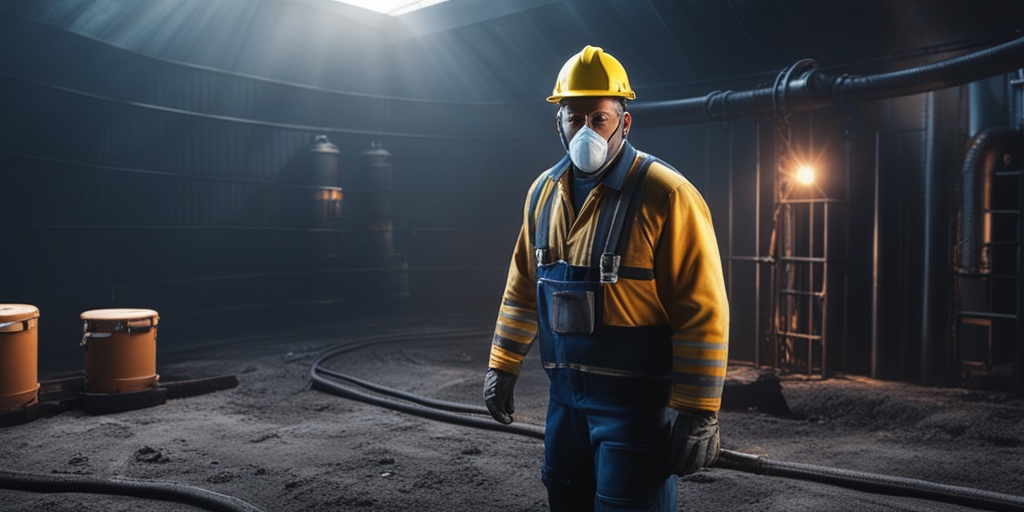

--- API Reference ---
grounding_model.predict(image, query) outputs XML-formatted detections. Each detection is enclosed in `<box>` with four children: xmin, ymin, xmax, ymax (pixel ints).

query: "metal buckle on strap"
<box><xmin>536</xmin><ymin>248</ymin><xmax>549</xmax><ymax>266</ymax></box>
<box><xmin>599</xmin><ymin>253</ymin><xmax>620</xmax><ymax>284</ymax></box>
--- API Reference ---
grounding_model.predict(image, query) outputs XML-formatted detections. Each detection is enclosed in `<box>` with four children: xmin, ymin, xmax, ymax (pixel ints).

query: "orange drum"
<box><xmin>0</xmin><ymin>304</ymin><xmax>40</xmax><ymax>412</ymax></box>
<box><xmin>80</xmin><ymin>308</ymin><xmax>159</xmax><ymax>394</ymax></box>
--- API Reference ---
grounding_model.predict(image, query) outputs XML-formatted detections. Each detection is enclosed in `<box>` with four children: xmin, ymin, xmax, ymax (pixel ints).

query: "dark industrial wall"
<box><xmin>0</xmin><ymin>11</ymin><xmax>556</xmax><ymax>367</ymax></box>
<box><xmin>868</xmin><ymin>90</ymin><xmax>965</xmax><ymax>384</ymax></box>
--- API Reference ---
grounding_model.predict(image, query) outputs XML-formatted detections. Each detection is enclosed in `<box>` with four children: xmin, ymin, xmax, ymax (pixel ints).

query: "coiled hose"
<box><xmin>310</xmin><ymin>329</ymin><xmax>545</xmax><ymax>439</ymax></box>
<box><xmin>0</xmin><ymin>469</ymin><xmax>264</xmax><ymax>512</ymax></box>
<box><xmin>311</xmin><ymin>330</ymin><xmax>1024</xmax><ymax>512</ymax></box>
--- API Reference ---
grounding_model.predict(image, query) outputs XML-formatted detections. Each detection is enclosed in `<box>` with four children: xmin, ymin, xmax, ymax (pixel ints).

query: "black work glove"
<box><xmin>482</xmin><ymin>368</ymin><xmax>517</xmax><ymax>425</ymax></box>
<box><xmin>668</xmin><ymin>409</ymin><xmax>721</xmax><ymax>476</ymax></box>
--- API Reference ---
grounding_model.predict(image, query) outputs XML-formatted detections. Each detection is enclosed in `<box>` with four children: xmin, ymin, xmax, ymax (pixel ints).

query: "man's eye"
<box><xmin>567</xmin><ymin>115</ymin><xmax>584</xmax><ymax>125</ymax></box>
<box><xmin>592</xmin><ymin>115</ymin><xmax>610</xmax><ymax>125</ymax></box>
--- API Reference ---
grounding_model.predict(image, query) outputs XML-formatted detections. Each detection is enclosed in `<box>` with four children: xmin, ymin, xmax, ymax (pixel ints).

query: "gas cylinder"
<box><xmin>307</xmin><ymin>134</ymin><xmax>343</xmax><ymax>225</ymax></box>
<box><xmin>361</xmin><ymin>141</ymin><xmax>393</xmax><ymax>227</ymax></box>
<box><xmin>359</xmin><ymin>142</ymin><xmax>409</xmax><ymax>297</ymax></box>
<box><xmin>308</xmin><ymin>134</ymin><xmax>341</xmax><ymax>186</ymax></box>
<box><xmin>0</xmin><ymin>304</ymin><xmax>40</xmax><ymax>412</ymax></box>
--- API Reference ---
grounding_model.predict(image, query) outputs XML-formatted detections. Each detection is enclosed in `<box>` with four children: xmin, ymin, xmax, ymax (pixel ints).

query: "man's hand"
<box><xmin>668</xmin><ymin>409</ymin><xmax>720</xmax><ymax>476</ymax></box>
<box><xmin>482</xmin><ymin>368</ymin><xmax>517</xmax><ymax>425</ymax></box>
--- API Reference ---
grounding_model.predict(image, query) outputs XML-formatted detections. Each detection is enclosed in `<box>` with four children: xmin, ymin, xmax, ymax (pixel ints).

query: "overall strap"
<box><xmin>530</xmin><ymin>156</ymin><xmax>570</xmax><ymax>264</ymax></box>
<box><xmin>592</xmin><ymin>154</ymin><xmax>657</xmax><ymax>283</ymax></box>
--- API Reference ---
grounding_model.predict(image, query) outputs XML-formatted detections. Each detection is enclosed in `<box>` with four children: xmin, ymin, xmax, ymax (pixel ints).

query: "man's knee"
<box><xmin>543</xmin><ymin>463</ymin><xmax>597</xmax><ymax>512</ymax></box>
<box><xmin>594</xmin><ymin>442</ymin><xmax>677</xmax><ymax>511</ymax></box>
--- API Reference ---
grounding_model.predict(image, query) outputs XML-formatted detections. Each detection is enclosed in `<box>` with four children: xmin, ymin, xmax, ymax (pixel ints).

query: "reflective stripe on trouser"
<box><xmin>536</xmin><ymin>261</ymin><xmax>676</xmax><ymax>512</ymax></box>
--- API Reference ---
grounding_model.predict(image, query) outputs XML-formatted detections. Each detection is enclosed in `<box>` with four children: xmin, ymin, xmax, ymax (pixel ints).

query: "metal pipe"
<box><xmin>843</xmin><ymin>111</ymin><xmax>853</xmax><ymax>372</ymax></box>
<box><xmin>755</xmin><ymin>120</ymin><xmax>763</xmax><ymax>367</ymax></box>
<box><xmin>822</xmin><ymin>201</ymin><xmax>829</xmax><ymax>378</ymax></box>
<box><xmin>727</xmin><ymin>126</ymin><xmax>735</xmax><ymax>332</ymax></box>
<box><xmin>809</xmin><ymin>201</ymin><xmax>815</xmax><ymax>376</ymax></box>
<box><xmin>871</xmin><ymin>131</ymin><xmax>881</xmax><ymax>379</ymax></box>
<box><xmin>631</xmin><ymin>37</ymin><xmax>1024</xmax><ymax>126</ymax></box>
<box><xmin>969</xmin><ymin>76</ymin><xmax>1009</xmax><ymax>137</ymax></box>
<box><xmin>920</xmin><ymin>92</ymin><xmax>938</xmax><ymax>385</ymax></box>
<box><xmin>1018</xmin><ymin>154</ymin><xmax>1024</xmax><ymax>396</ymax></box>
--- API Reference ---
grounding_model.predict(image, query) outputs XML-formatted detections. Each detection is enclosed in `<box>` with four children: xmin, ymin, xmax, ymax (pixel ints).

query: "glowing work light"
<box><xmin>796</xmin><ymin>165</ymin><xmax>815</xmax><ymax>185</ymax></box>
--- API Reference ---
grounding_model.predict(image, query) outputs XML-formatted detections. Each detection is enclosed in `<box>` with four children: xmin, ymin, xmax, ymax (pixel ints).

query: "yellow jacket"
<box><xmin>488</xmin><ymin>144</ymin><xmax>730</xmax><ymax>413</ymax></box>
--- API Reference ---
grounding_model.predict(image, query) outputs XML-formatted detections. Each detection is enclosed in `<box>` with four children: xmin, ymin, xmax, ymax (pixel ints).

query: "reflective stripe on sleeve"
<box><xmin>493</xmin><ymin>333</ymin><xmax>531</xmax><ymax>356</ymax></box>
<box><xmin>671</xmin><ymin>338</ymin><xmax>727</xmax><ymax>412</ymax></box>
<box><xmin>488</xmin><ymin>345</ymin><xmax>525</xmax><ymax>376</ymax></box>
<box><xmin>670</xmin><ymin>392</ymin><xmax>722</xmax><ymax>412</ymax></box>
<box><xmin>496</xmin><ymin>300</ymin><xmax>537</xmax><ymax>345</ymax></box>
<box><xmin>671</xmin><ymin>373</ymin><xmax>725</xmax><ymax>389</ymax></box>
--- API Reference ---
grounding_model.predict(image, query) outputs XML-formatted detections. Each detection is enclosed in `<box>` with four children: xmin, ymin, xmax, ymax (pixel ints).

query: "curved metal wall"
<box><xmin>0</xmin><ymin>14</ymin><xmax>552</xmax><ymax>366</ymax></box>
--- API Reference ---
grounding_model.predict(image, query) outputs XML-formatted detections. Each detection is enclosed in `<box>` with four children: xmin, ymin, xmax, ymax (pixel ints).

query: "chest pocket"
<box><xmin>550</xmin><ymin>290</ymin><xmax>595</xmax><ymax>335</ymax></box>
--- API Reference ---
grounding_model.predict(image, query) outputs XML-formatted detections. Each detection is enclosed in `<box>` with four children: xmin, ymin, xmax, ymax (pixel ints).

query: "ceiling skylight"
<box><xmin>330</xmin><ymin>0</ymin><xmax>449</xmax><ymax>16</ymax></box>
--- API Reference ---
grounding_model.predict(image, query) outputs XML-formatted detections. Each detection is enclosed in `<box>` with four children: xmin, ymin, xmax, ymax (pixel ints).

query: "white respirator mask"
<box><xmin>568</xmin><ymin>125</ymin><xmax>611</xmax><ymax>174</ymax></box>
<box><xmin>564</xmin><ymin>115</ymin><xmax>626</xmax><ymax>176</ymax></box>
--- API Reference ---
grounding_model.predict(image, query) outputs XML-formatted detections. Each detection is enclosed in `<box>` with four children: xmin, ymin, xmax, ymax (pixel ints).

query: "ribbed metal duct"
<box><xmin>959</xmin><ymin>126</ymin><xmax>1024</xmax><ymax>274</ymax></box>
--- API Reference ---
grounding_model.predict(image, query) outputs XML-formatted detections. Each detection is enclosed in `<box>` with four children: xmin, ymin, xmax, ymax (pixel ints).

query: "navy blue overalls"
<box><xmin>530</xmin><ymin>147</ymin><xmax>677</xmax><ymax>511</ymax></box>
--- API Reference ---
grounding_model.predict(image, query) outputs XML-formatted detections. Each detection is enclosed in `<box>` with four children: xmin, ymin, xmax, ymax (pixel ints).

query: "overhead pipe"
<box><xmin>631</xmin><ymin>36</ymin><xmax>1024</xmax><ymax>126</ymax></box>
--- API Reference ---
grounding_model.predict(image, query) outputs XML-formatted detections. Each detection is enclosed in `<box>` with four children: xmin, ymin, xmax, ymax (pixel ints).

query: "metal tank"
<box><xmin>307</xmin><ymin>134</ymin><xmax>343</xmax><ymax>226</ymax></box>
<box><xmin>361</xmin><ymin>142</ymin><xmax>394</xmax><ymax>255</ymax></box>
<box><xmin>360</xmin><ymin>142</ymin><xmax>409</xmax><ymax>297</ymax></box>
<box><xmin>302</xmin><ymin>135</ymin><xmax>344</xmax><ymax>296</ymax></box>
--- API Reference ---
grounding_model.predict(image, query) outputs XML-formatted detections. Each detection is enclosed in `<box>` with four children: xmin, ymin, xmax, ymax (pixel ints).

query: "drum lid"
<box><xmin>81</xmin><ymin>308</ymin><xmax>159</xmax><ymax>322</ymax></box>
<box><xmin>0</xmin><ymin>304</ymin><xmax>39</xmax><ymax>323</ymax></box>
<box><xmin>82</xmin><ymin>308</ymin><xmax>159</xmax><ymax>333</ymax></box>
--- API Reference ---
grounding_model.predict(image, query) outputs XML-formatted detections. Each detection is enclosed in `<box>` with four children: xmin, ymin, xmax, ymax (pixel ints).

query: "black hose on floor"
<box><xmin>312</xmin><ymin>366</ymin><xmax>545</xmax><ymax>439</ymax></box>
<box><xmin>717</xmin><ymin>451</ymin><xmax>1024</xmax><ymax>512</ymax></box>
<box><xmin>315</xmin><ymin>366</ymin><xmax>489</xmax><ymax>414</ymax></box>
<box><xmin>309</xmin><ymin>329</ymin><xmax>544</xmax><ymax>439</ymax></box>
<box><xmin>0</xmin><ymin>469</ymin><xmax>264</xmax><ymax>512</ymax></box>
<box><xmin>311</xmin><ymin>330</ymin><xmax>1024</xmax><ymax>512</ymax></box>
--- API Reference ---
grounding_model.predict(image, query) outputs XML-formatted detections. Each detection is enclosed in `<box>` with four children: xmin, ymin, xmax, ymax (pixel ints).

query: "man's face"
<box><xmin>558</xmin><ymin>97</ymin><xmax>631</xmax><ymax>143</ymax></box>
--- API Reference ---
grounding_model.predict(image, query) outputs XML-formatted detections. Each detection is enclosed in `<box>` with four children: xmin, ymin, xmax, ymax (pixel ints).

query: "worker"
<box><xmin>482</xmin><ymin>45</ymin><xmax>730</xmax><ymax>511</ymax></box>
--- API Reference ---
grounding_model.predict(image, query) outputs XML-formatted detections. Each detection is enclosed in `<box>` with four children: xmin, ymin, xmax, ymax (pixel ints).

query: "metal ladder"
<box><xmin>955</xmin><ymin>166</ymin><xmax>1021</xmax><ymax>377</ymax></box>
<box><xmin>770</xmin><ymin>197</ymin><xmax>845</xmax><ymax>378</ymax></box>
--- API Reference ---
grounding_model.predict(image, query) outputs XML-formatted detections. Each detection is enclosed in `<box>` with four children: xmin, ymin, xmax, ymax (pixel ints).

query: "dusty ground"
<box><xmin>2</xmin><ymin>314</ymin><xmax>1023</xmax><ymax>511</ymax></box>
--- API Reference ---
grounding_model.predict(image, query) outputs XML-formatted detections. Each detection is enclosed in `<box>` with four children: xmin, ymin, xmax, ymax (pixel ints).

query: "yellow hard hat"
<box><xmin>547</xmin><ymin>45</ymin><xmax>636</xmax><ymax>103</ymax></box>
